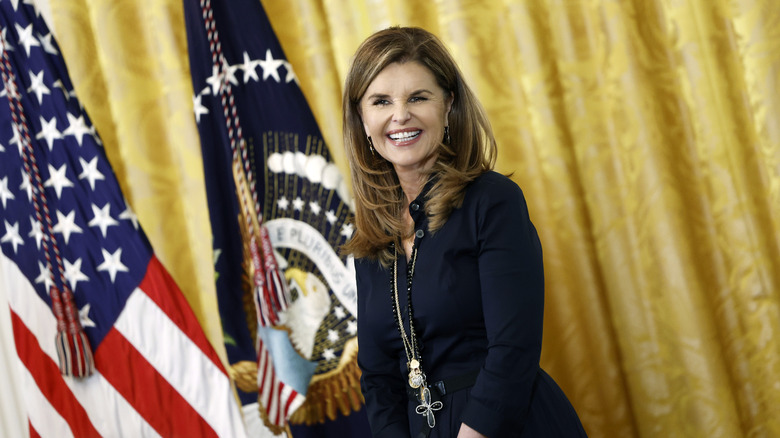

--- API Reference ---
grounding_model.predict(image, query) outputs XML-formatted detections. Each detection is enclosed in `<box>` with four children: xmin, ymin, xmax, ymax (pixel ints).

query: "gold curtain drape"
<box><xmin>47</xmin><ymin>0</ymin><xmax>779</xmax><ymax>436</ymax></box>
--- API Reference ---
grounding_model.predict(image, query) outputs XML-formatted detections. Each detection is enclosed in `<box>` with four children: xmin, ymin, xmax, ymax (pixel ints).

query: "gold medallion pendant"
<box><xmin>408</xmin><ymin>359</ymin><xmax>424</xmax><ymax>388</ymax></box>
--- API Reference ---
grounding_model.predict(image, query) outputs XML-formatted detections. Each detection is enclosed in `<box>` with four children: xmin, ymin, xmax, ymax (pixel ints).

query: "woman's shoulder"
<box><xmin>466</xmin><ymin>170</ymin><xmax>524</xmax><ymax>199</ymax></box>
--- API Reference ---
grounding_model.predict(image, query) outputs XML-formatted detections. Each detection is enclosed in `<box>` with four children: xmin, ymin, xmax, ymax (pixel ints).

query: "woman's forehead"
<box><xmin>364</xmin><ymin>62</ymin><xmax>440</xmax><ymax>96</ymax></box>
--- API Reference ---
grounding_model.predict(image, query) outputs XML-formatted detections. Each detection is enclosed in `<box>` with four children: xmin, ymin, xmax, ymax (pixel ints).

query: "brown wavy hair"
<box><xmin>341</xmin><ymin>26</ymin><xmax>497</xmax><ymax>266</ymax></box>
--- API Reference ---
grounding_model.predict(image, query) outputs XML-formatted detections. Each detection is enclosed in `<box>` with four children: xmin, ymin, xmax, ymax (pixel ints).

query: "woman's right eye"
<box><xmin>372</xmin><ymin>99</ymin><xmax>390</xmax><ymax>106</ymax></box>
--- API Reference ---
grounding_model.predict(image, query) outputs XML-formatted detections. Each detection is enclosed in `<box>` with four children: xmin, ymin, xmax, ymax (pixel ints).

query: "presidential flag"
<box><xmin>0</xmin><ymin>2</ymin><xmax>246</xmax><ymax>437</ymax></box>
<box><xmin>184</xmin><ymin>0</ymin><xmax>369</xmax><ymax>435</ymax></box>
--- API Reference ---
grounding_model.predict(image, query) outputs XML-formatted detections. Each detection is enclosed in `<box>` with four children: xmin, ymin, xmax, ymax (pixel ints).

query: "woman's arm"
<box><xmin>460</xmin><ymin>177</ymin><xmax>545</xmax><ymax>437</ymax></box>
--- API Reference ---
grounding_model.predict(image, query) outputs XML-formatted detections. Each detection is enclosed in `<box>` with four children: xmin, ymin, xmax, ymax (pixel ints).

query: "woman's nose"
<box><xmin>393</xmin><ymin>104</ymin><xmax>411</xmax><ymax>123</ymax></box>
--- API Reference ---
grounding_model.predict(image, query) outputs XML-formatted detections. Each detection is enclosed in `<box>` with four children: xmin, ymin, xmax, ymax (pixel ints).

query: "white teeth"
<box><xmin>388</xmin><ymin>130</ymin><xmax>420</xmax><ymax>141</ymax></box>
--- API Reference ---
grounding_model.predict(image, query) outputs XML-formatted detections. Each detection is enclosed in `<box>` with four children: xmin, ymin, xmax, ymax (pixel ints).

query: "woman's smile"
<box><xmin>387</xmin><ymin>128</ymin><xmax>423</xmax><ymax>145</ymax></box>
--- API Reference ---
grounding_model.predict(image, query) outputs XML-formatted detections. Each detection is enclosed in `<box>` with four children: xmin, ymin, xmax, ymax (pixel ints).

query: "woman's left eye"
<box><xmin>409</xmin><ymin>96</ymin><xmax>427</xmax><ymax>103</ymax></box>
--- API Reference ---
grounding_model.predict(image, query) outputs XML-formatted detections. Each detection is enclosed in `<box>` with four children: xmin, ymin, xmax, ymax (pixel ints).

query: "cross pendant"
<box><xmin>414</xmin><ymin>386</ymin><xmax>443</xmax><ymax>429</ymax></box>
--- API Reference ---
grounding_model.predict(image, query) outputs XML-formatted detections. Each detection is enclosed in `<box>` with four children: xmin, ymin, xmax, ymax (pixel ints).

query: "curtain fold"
<box><xmin>38</xmin><ymin>0</ymin><xmax>780</xmax><ymax>436</ymax></box>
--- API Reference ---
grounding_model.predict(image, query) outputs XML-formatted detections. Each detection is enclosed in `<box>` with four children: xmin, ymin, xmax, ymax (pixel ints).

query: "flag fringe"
<box><xmin>229</xmin><ymin>339</ymin><xmax>364</xmax><ymax>427</ymax></box>
<box><xmin>288</xmin><ymin>339</ymin><xmax>364</xmax><ymax>425</ymax></box>
<box><xmin>56</xmin><ymin>331</ymin><xmax>95</xmax><ymax>378</ymax></box>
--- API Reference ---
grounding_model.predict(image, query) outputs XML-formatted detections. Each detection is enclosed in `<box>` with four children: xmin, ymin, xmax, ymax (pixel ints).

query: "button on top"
<box><xmin>410</xmin><ymin>202</ymin><xmax>420</xmax><ymax>211</ymax></box>
<box><xmin>415</xmin><ymin>229</ymin><xmax>424</xmax><ymax>238</ymax></box>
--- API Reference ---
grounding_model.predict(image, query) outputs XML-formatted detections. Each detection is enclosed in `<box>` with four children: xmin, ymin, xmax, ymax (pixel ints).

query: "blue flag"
<box><xmin>183</xmin><ymin>0</ymin><xmax>369</xmax><ymax>435</ymax></box>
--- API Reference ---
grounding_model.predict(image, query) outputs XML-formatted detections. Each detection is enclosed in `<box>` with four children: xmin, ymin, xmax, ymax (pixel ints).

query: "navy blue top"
<box><xmin>356</xmin><ymin>171</ymin><xmax>586</xmax><ymax>437</ymax></box>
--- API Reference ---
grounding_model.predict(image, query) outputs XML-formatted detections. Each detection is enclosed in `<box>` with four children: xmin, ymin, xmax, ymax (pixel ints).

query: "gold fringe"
<box><xmin>258</xmin><ymin>404</ymin><xmax>290</xmax><ymax>436</ymax></box>
<box><xmin>230</xmin><ymin>360</ymin><xmax>293</xmax><ymax>436</ymax></box>
<box><xmin>231</xmin><ymin>340</ymin><xmax>365</xmax><ymax>427</ymax></box>
<box><xmin>229</xmin><ymin>360</ymin><xmax>258</xmax><ymax>394</ymax></box>
<box><xmin>288</xmin><ymin>338</ymin><xmax>365</xmax><ymax>425</ymax></box>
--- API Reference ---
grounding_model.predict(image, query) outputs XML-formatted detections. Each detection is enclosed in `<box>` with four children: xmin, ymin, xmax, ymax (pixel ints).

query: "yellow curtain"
<box><xmin>47</xmin><ymin>0</ymin><xmax>779</xmax><ymax>436</ymax></box>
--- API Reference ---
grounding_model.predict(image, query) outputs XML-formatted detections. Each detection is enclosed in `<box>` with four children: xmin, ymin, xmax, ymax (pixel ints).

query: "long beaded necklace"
<box><xmin>391</xmin><ymin>243</ymin><xmax>443</xmax><ymax>429</ymax></box>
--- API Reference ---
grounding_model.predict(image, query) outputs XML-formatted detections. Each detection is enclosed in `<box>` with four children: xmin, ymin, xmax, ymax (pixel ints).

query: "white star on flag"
<box><xmin>340</xmin><ymin>223</ymin><xmax>354</xmax><ymax>239</ymax></box>
<box><xmin>97</xmin><ymin>248</ymin><xmax>129</xmax><ymax>283</ymax></box>
<box><xmin>44</xmin><ymin>163</ymin><xmax>73</xmax><ymax>198</ymax></box>
<box><xmin>346</xmin><ymin>320</ymin><xmax>357</xmax><ymax>335</ymax></box>
<box><xmin>63</xmin><ymin>257</ymin><xmax>89</xmax><ymax>291</ymax></box>
<box><xmin>27</xmin><ymin>217</ymin><xmax>44</xmax><ymax>249</ymax></box>
<box><xmin>52</xmin><ymin>209</ymin><xmax>83</xmax><ymax>244</ymax></box>
<box><xmin>118</xmin><ymin>207</ymin><xmax>139</xmax><ymax>230</ymax></box>
<box><xmin>27</xmin><ymin>70</ymin><xmax>50</xmax><ymax>103</ymax></box>
<box><xmin>292</xmin><ymin>197</ymin><xmax>304</xmax><ymax>211</ymax></box>
<box><xmin>9</xmin><ymin>126</ymin><xmax>23</xmax><ymax>155</ymax></box>
<box><xmin>205</xmin><ymin>62</ymin><xmax>239</xmax><ymax>95</ymax></box>
<box><xmin>258</xmin><ymin>49</ymin><xmax>282</xmax><ymax>82</ymax></box>
<box><xmin>205</xmin><ymin>66</ymin><xmax>222</xmax><ymax>95</ymax></box>
<box><xmin>79</xmin><ymin>303</ymin><xmax>96</xmax><ymax>328</ymax></box>
<box><xmin>193</xmin><ymin>93</ymin><xmax>209</xmax><ymax>123</ymax></box>
<box><xmin>34</xmin><ymin>261</ymin><xmax>54</xmax><ymax>293</ymax></box>
<box><xmin>326</xmin><ymin>210</ymin><xmax>337</xmax><ymax>224</ymax></box>
<box><xmin>240</xmin><ymin>51</ymin><xmax>259</xmax><ymax>83</ymax></box>
<box><xmin>14</xmin><ymin>22</ymin><xmax>39</xmax><ymax>55</ymax></box>
<box><xmin>1</xmin><ymin>220</ymin><xmax>24</xmax><ymax>253</ymax></box>
<box><xmin>36</xmin><ymin>115</ymin><xmax>62</xmax><ymax>150</ymax></box>
<box><xmin>63</xmin><ymin>112</ymin><xmax>91</xmax><ymax>146</ymax></box>
<box><xmin>327</xmin><ymin>329</ymin><xmax>339</xmax><ymax>343</ymax></box>
<box><xmin>282</xmin><ymin>61</ymin><xmax>298</xmax><ymax>84</ymax></box>
<box><xmin>18</xmin><ymin>168</ymin><xmax>32</xmax><ymax>201</ymax></box>
<box><xmin>309</xmin><ymin>201</ymin><xmax>321</xmax><ymax>215</ymax></box>
<box><xmin>277</xmin><ymin>196</ymin><xmax>289</xmax><ymax>210</ymax></box>
<box><xmin>0</xmin><ymin>176</ymin><xmax>15</xmax><ymax>208</ymax></box>
<box><xmin>223</xmin><ymin>63</ymin><xmax>240</xmax><ymax>87</ymax></box>
<box><xmin>37</xmin><ymin>31</ymin><xmax>58</xmax><ymax>54</ymax></box>
<box><xmin>78</xmin><ymin>156</ymin><xmax>105</xmax><ymax>190</ymax></box>
<box><xmin>322</xmin><ymin>348</ymin><xmax>336</xmax><ymax>361</ymax></box>
<box><xmin>88</xmin><ymin>203</ymin><xmax>119</xmax><ymax>237</ymax></box>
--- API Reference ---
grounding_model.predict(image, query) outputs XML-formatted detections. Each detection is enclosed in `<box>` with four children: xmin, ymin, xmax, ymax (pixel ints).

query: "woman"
<box><xmin>342</xmin><ymin>27</ymin><xmax>587</xmax><ymax>438</ymax></box>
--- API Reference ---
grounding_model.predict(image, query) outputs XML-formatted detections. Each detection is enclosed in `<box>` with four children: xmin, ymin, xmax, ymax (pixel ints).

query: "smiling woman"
<box><xmin>359</xmin><ymin>62</ymin><xmax>453</xmax><ymax>182</ymax></box>
<box><xmin>341</xmin><ymin>27</ymin><xmax>587</xmax><ymax>438</ymax></box>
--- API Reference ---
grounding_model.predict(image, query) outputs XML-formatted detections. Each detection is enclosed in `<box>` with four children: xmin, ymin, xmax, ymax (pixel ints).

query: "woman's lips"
<box><xmin>386</xmin><ymin>129</ymin><xmax>422</xmax><ymax>145</ymax></box>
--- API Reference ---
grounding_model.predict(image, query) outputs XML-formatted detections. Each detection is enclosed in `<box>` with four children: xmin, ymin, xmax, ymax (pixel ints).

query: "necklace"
<box><xmin>391</xmin><ymin>243</ymin><xmax>443</xmax><ymax>429</ymax></box>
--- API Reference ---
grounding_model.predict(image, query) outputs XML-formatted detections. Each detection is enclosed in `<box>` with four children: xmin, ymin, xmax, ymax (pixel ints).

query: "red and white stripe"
<box><xmin>1</xmin><ymin>252</ymin><xmax>248</xmax><ymax>438</ymax></box>
<box><xmin>256</xmin><ymin>337</ymin><xmax>305</xmax><ymax>428</ymax></box>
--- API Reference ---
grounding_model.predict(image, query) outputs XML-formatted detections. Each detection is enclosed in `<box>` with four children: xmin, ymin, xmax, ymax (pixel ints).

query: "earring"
<box><xmin>443</xmin><ymin>126</ymin><xmax>450</xmax><ymax>145</ymax></box>
<box><xmin>367</xmin><ymin>136</ymin><xmax>375</xmax><ymax>155</ymax></box>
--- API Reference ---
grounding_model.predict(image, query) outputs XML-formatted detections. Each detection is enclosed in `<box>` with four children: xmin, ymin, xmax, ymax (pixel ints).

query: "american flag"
<box><xmin>184</xmin><ymin>0</ymin><xmax>367</xmax><ymax>435</ymax></box>
<box><xmin>0</xmin><ymin>2</ymin><xmax>247</xmax><ymax>437</ymax></box>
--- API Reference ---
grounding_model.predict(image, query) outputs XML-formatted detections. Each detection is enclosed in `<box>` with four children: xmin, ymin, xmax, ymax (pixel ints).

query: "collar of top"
<box><xmin>408</xmin><ymin>175</ymin><xmax>437</xmax><ymax>227</ymax></box>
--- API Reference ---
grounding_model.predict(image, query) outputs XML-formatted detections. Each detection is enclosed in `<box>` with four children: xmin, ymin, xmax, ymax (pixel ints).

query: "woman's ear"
<box><xmin>357</xmin><ymin>105</ymin><xmax>369</xmax><ymax>136</ymax></box>
<box><xmin>446</xmin><ymin>91</ymin><xmax>454</xmax><ymax>115</ymax></box>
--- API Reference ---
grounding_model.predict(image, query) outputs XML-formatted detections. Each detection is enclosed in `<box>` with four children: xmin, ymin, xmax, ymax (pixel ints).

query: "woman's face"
<box><xmin>360</xmin><ymin>61</ymin><xmax>453</xmax><ymax>176</ymax></box>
